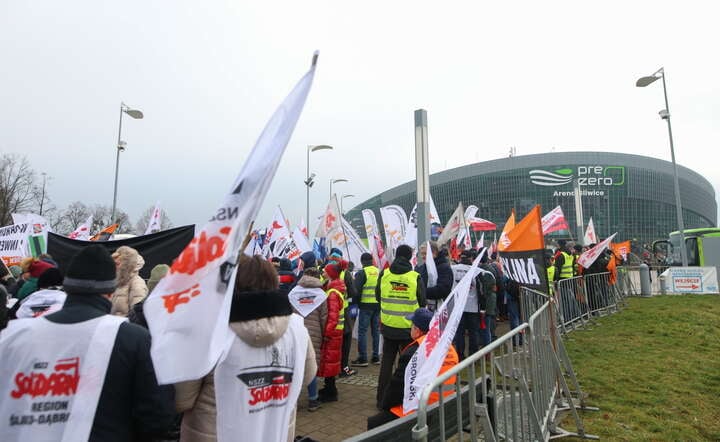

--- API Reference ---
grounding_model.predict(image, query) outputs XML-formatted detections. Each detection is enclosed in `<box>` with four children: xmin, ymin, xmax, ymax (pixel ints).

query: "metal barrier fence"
<box><xmin>411</xmin><ymin>287</ymin><xmax>598</xmax><ymax>442</ymax></box>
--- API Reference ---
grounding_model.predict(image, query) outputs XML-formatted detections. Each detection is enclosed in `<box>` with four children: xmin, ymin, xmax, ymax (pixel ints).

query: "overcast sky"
<box><xmin>2</xmin><ymin>1</ymin><xmax>719</xmax><ymax>232</ymax></box>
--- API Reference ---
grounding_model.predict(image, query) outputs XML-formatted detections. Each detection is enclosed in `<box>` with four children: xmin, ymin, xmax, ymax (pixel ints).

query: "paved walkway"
<box><xmin>295</xmin><ymin>319</ymin><xmax>512</xmax><ymax>442</ymax></box>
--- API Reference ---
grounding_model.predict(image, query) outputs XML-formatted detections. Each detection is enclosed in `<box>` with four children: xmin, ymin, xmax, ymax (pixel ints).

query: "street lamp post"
<box><xmin>330</xmin><ymin>178</ymin><xmax>348</xmax><ymax>200</ymax></box>
<box><xmin>39</xmin><ymin>172</ymin><xmax>47</xmax><ymax>216</ymax></box>
<box><xmin>112</xmin><ymin>102</ymin><xmax>144</xmax><ymax>225</ymax></box>
<box><xmin>340</xmin><ymin>194</ymin><xmax>355</xmax><ymax>215</ymax></box>
<box><xmin>306</xmin><ymin>145</ymin><xmax>333</xmax><ymax>228</ymax></box>
<box><xmin>636</xmin><ymin>68</ymin><xmax>688</xmax><ymax>267</ymax></box>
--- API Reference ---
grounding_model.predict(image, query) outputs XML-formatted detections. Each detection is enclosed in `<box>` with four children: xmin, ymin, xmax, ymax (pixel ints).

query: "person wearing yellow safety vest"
<box><xmin>545</xmin><ymin>250</ymin><xmax>556</xmax><ymax>296</ymax></box>
<box><xmin>367</xmin><ymin>307</ymin><xmax>458</xmax><ymax>429</ymax></box>
<box><xmin>316</xmin><ymin>262</ymin><xmax>346</xmax><ymax>403</ymax></box>
<box><xmin>351</xmin><ymin>253</ymin><xmax>381</xmax><ymax>367</ymax></box>
<box><xmin>374</xmin><ymin>244</ymin><xmax>426</xmax><ymax>408</ymax></box>
<box><xmin>554</xmin><ymin>239</ymin><xmax>575</xmax><ymax>282</ymax></box>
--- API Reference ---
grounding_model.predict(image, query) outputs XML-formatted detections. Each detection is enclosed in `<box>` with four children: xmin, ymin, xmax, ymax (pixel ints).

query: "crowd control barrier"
<box><xmin>346</xmin><ymin>268</ymin><xmax>640</xmax><ymax>442</ymax></box>
<box><xmin>410</xmin><ymin>288</ymin><xmax>598</xmax><ymax>442</ymax></box>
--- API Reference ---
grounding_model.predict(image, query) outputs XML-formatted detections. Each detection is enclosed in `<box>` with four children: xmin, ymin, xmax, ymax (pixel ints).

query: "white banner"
<box><xmin>577</xmin><ymin>232</ymin><xmax>617</xmax><ymax>269</ymax></box>
<box><xmin>68</xmin><ymin>216</ymin><xmax>93</xmax><ymax>240</ymax></box>
<box><xmin>145</xmin><ymin>53</ymin><xmax>318</xmax><ymax>384</ymax></box>
<box><xmin>424</xmin><ymin>240</ymin><xmax>438</xmax><ymax>287</ymax></box>
<box><xmin>404</xmin><ymin>195</ymin><xmax>442</xmax><ymax>250</ymax></box>
<box><xmin>0</xmin><ymin>223</ymin><xmax>31</xmax><ymax>267</ymax></box>
<box><xmin>145</xmin><ymin>202</ymin><xmax>163</xmax><ymax>235</ymax></box>
<box><xmin>661</xmin><ymin>266</ymin><xmax>719</xmax><ymax>294</ymax></box>
<box><xmin>287</xmin><ymin>285</ymin><xmax>327</xmax><ymax>317</ymax></box>
<box><xmin>403</xmin><ymin>249</ymin><xmax>484</xmax><ymax>413</ymax></box>
<box><xmin>380</xmin><ymin>205</ymin><xmax>408</xmax><ymax>257</ymax></box>
<box><xmin>583</xmin><ymin>217</ymin><xmax>598</xmax><ymax>245</ymax></box>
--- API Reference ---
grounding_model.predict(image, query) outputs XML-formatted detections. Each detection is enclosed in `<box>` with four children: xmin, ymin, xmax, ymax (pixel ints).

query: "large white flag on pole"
<box><xmin>583</xmin><ymin>217</ymin><xmax>598</xmax><ymax>245</ymax></box>
<box><xmin>437</xmin><ymin>203</ymin><xmax>465</xmax><ymax>246</ymax></box>
<box><xmin>403</xmin><ymin>249</ymin><xmax>484</xmax><ymax>413</ymax></box>
<box><xmin>68</xmin><ymin>215</ymin><xmax>93</xmax><ymax>240</ymax></box>
<box><xmin>145</xmin><ymin>202</ymin><xmax>163</xmax><ymax>235</ymax></box>
<box><xmin>145</xmin><ymin>53</ymin><xmax>318</xmax><ymax>384</ymax></box>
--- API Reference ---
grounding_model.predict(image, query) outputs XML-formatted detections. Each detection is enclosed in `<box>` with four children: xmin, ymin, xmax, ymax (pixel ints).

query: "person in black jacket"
<box><xmin>277</xmin><ymin>258</ymin><xmax>297</xmax><ymax>295</ymax></box>
<box><xmin>43</xmin><ymin>245</ymin><xmax>177</xmax><ymax>442</ymax></box>
<box><xmin>416</xmin><ymin>241</ymin><xmax>454</xmax><ymax>311</ymax></box>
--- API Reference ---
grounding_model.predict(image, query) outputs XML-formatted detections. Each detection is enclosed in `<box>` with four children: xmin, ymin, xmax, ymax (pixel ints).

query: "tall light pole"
<box><xmin>305</xmin><ymin>144</ymin><xmax>333</xmax><ymax>228</ymax></box>
<box><xmin>636</xmin><ymin>68</ymin><xmax>688</xmax><ymax>266</ymax></box>
<box><xmin>112</xmin><ymin>102</ymin><xmax>144</xmax><ymax>225</ymax></box>
<box><xmin>330</xmin><ymin>178</ymin><xmax>348</xmax><ymax>200</ymax></box>
<box><xmin>39</xmin><ymin>172</ymin><xmax>47</xmax><ymax>216</ymax></box>
<box><xmin>340</xmin><ymin>194</ymin><xmax>355</xmax><ymax>215</ymax></box>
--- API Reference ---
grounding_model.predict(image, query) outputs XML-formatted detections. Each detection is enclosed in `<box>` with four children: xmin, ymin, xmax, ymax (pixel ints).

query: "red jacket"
<box><xmin>316</xmin><ymin>278</ymin><xmax>345</xmax><ymax>377</ymax></box>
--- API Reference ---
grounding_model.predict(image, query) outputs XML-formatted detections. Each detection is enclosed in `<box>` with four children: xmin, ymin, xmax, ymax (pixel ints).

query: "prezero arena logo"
<box><xmin>529</xmin><ymin>166</ymin><xmax>625</xmax><ymax>187</ymax></box>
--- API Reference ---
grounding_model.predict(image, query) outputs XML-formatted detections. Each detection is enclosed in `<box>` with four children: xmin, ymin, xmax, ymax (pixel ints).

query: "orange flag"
<box><xmin>497</xmin><ymin>206</ymin><xmax>548</xmax><ymax>293</ymax></box>
<box><xmin>90</xmin><ymin>224</ymin><xmax>118</xmax><ymax>241</ymax></box>
<box><xmin>611</xmin><ymin>240</ymin><xmax>631</xmax><ymax>262</ymax></box>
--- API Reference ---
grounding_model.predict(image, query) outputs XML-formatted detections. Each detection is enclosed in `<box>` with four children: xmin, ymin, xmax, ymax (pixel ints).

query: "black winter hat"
<box><xmin>38</xmin><ymin>267</ymin><xmax>64</xmax><ymax>289</ymax></box>
<box><xmin>63</xmin><ymin>245</ymin><xmax>117</xmax><ymax>295</ymax></box>
<box><xmin>361</xmin><ymin>252</ymin><xmax>373</xmax><ymax>265</ymax></box>
<box><xmin>396</xmin><ymin>245</ymin><xmax>413</xmax><ymax>260</ymax></box>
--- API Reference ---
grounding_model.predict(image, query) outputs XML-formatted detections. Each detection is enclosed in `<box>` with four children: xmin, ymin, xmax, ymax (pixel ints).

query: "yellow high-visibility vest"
<box><xmin>360</xmin><ymin>266</ymin><xmax>380</xmax><ymax>304</ymax></box>
<box><xmin>547</xmin><ymin>265</ymin><xmax>556</xmax><ymax>295</ymax></box>
<box><xmin>328</xmin><ymin>288</ymin><xmax>345</xmax><ymax>331</ymax></box>
<box><xmin>379</xmin><ymin>270</ymin><xmax>420</xmax><ymax>329</ymax></box>
<box><xmin>559</xmin><ymin>251</ymin><xmax>574</xmax><ymax>279</ymax></box>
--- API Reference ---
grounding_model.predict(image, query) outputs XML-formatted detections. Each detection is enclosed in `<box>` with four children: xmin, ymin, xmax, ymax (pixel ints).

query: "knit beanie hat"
<box><xmin>63</xmin><ymin>245</ymin><xmax>117</xmax><ymax>295</ymax></box>
<box><xmin>360</xmin><ymin>252</ymin><xmax>374</xmax><ymax>265</ymax></box>
<box><xmin>38</xmin><ymin>267</ymin><xmax>64</xmax><ymax>289</ymax></box>
<box><xmin>29</xmin><ymin>260</ymin><xmax>54</xmax><ymax>278</ymax></box>
<box><xmin>147</xmin><ymin>264</ymin><xmax>170</xmax><ymax>293</ymax></box>
<box><xmin>396</xmin><ymin>244</ymin><xmax>413</xmax><ymax>260</ymax></box>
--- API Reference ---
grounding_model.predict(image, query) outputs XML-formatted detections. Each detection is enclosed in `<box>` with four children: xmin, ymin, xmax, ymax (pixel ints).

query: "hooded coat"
<box><xmin>316</xmin><ymin>277</ymin><xmax>345</xmax><ymax>378</ymax></box>
<box><xmin>174</xmin><ymin>290</ymin><xmax>316</xmax><ymax>442</ymax></box>
<box><xmin>111</xmin><ymin>246</ymin><xmax>148</xmax><ymax>316</ymax></box>
<box><xmin>291</xmin><ymin>274</ymin><xmax>327</xmax><ymax>368</ymax></box>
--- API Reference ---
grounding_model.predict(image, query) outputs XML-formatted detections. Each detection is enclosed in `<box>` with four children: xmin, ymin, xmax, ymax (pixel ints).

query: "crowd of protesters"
<box><xmin>0</xmin><ymin>235</ymin><xmax>622</xmax><ymax>441</ymax></box>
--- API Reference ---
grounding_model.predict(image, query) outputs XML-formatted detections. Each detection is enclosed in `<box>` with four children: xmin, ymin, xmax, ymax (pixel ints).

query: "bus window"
<box><xmin>686</xmin><ymin>237</ymin><xmax>699</xmax><ymax>266</ymax></box>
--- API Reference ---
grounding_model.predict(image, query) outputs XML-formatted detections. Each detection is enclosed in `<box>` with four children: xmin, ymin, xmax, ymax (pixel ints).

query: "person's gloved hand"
<box><xmin>349</xmin><ymin>304</ymin><xmax>359</xmax><ymax>319</ymax></box>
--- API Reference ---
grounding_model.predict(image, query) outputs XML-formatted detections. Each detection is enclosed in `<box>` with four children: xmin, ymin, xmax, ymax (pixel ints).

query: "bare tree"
<box><xmin>52</xmin><ymin>201</ymin><xmax>91</xmax><ymax>235</ymax></box>
<box><xmin>135</xmin><ymin>206</ymin><xmax>173</xmax><ymax>235</ymax></box>
<box><xmin>52</xmin><ymin>202</ymin><xmax>132</xmax><ymax>235</ymax></box>
<box><xmin>0</xmin><ymin>154</ymin><xmax>41</xmax><ymax>225</ymax></box>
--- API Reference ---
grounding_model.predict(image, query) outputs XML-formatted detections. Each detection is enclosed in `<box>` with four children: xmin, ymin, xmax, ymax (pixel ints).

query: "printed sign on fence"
<box><xmin>664</xmin><ymin>267</ymin><xmax>719</xmax><ymax>294</ymax></box>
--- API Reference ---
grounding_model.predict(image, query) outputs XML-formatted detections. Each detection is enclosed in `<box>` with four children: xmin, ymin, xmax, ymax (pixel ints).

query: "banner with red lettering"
<box><xmin>541</xmin><ymin>205</ymin><xmax>570</xmax><ymax>235</ymax></box>
<box><xmin>403</xmin><ymin>249</ymin><xmax>483</xmax><ymax>413</ymax></box>
<box><xmin>145</xmin><ymin>53</ymin><xmax>318</xmax><ymax>384</ymax></box>
<box><xmin>577</xmin><ymin>233</ymin><xmax>617</xmax><ymax>269</ymax></box>
<box><xmin>379</xmin><ymin>205</ymin><xmax>408</xmax><ymax>261</ymax></box>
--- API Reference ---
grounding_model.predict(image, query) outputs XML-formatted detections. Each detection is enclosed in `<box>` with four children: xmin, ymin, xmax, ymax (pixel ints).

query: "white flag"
<box><xmin>476</xmin><ymin>232</ymin><xmax>485</xmax><ymax>251</ymax></box>
<box><xmin>403</xmin><ymin>249</ymin><xmax>484</xmax><ymax>413</ymax></box>
<box><xmin>583</xmin><ymin>217</ymin><xmax>598</xmax><ymax>245</ymax></box>
<box><xmin>292</xmin><ymin>226</ymin><xmax>312</xmax><ymax>253</ymax></box>
<box><xmin>380</xmin><ymin>205</ymin><xmax>408</xmax><ymax>260</ymax></box>
<box><xmin>69</xmin><ymin>215</ymin><xmax>93</xmax><ymax>240</ymax></box>
<box><xmin>424</xmin><ymin>240</ymin><xmax>438</xmax><ymax>287</ymax></box>
<box><xmin>145</xmin><ymin>202</ymin><xmax>163</xmax><ymax>235</ymax></box>
<box><xmin>404</xmin><ymin>194</ymin><xmax>442</xmax><ymax>250</ymax></box>
<box><xmin>145</xmin><ymin>53</ymin><xmax>318</xmax><ymax>384</ymax></box>
<box><xmin>437</xmin><ymin>203</ymin><xmax>465</xmax><ymax>246</ymax></box>
<box><xmin>577</xmin><ymin>233</ymin><xmax>617</xmax><ymax>269</ymax></box>
<box><xmin>267</xmin><ymin>206</ymin><xmax>302</xmax><ymax>261</ymax></box>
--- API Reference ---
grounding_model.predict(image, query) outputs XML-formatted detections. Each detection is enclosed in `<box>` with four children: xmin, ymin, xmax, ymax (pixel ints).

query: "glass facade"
<box><xmin>347</xmin><ymin>152</ymin><xmax>717</xmax><ymax>247</ymax></box>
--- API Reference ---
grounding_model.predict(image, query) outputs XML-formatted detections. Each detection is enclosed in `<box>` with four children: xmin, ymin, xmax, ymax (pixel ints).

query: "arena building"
<box><xmin>346</xmin><ymin>151</ymin><xmax>717</xmax><ymax>246</ymax></box>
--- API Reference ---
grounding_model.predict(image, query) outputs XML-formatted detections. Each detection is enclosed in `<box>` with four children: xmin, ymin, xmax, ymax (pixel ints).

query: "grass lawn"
<box><xmin>562</xmin><ymin>295</ymin><xmax>720</xmax><ymax>441</ymax></box>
